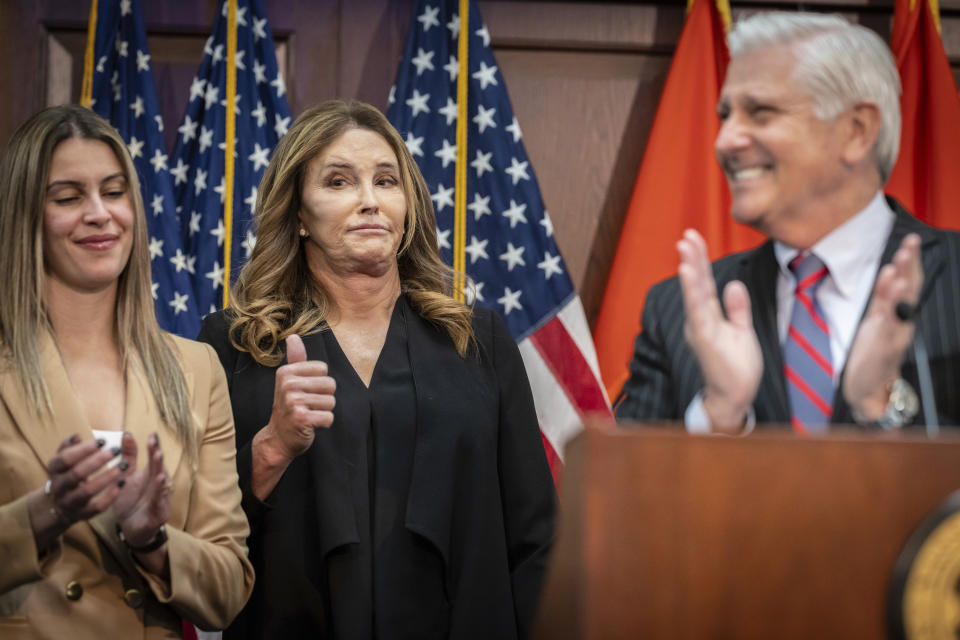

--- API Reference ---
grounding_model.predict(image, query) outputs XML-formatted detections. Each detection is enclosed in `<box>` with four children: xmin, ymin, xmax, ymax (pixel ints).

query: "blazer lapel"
<box><xmin>0</xmin><ymin>330</ymin><xmax>93</xmax><ymax>469</ymax></box>
<box><xmin>743</xmin><ymin>242</ymin><xmax>792</xmax><ymax>423</ymax></box>
<box><xmin>123</xmin><ymin>353</ymin><xmax>184</xmax><ymax>479</ymax></box>
<box><xmin>0</xmin><ymin>331</ymin><xmax>139</xmax><ymax>566</ymax></box>
<box><xmin>91</xmin><ymin>355</ymin><xmax>161</xmax><ymax>570</ymax></box>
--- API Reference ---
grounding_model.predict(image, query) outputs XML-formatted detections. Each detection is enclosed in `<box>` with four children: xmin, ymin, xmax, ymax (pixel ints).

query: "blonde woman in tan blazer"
<box><xmin>0</xmin><ymin>105</ymin><xmax>254</xmax><ymax>639</ymax></box>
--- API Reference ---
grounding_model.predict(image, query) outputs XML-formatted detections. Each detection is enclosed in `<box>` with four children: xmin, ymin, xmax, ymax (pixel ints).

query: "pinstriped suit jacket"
<box><xmin>616</xmin><ymin>198</ymin><xmax>960</xmax><ymax>428</ymax></box>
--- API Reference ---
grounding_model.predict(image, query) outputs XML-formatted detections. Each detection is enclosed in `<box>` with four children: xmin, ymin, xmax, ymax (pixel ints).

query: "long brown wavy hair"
<box><xmin>0</xmin><ymin>105</ymin><xmax>195</xmax><ymax>462</ymax></box>
<box><xmin>229</xmin><ymin>100</ymin><xmax>474</xmax><ymax>365</ymax></box>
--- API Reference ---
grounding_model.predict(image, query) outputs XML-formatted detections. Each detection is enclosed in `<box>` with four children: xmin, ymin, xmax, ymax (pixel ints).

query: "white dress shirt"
<box><xmin>686</xmin><ymin>192</ymin><xmax>895</xmax><ymax>433</ymax></box>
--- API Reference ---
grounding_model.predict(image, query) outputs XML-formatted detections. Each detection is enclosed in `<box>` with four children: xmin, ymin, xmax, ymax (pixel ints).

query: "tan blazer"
<box><xmin>0</xmin><ymin>331</ymin><xmax>254</xmax><ymax>639</ymax></box>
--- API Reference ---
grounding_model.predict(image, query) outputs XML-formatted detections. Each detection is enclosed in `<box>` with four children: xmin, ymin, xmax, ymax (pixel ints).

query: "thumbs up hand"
<box><xmin>260</xmin><ymin>334</ymin><xmax>337</xmax><ymax>464</ymax></box>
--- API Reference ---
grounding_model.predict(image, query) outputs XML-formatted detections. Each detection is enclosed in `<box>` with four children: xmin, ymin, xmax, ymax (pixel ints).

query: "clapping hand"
<box><xmin>677</xmin><ymin>229</ymin><xmax>763</xmax><ymax>432</ymax></box>
<box><xmin>44</xmin><ymin>434</ymin><xmax>124</xmax><ymax>526</ymax></box>
<box><xmin>29</xmin><ymin>434</ymin><xmax>124</xmax><ymax>551</ymax></box>
<box><xmin>113</xmin><ymin>432</ymin><xmax>171</xmax><ymax>552</ymax></box>
<box><xmin>843</xmin><ymin>233</ymin><xmax>923</xmax><ymax>419</ymax></box>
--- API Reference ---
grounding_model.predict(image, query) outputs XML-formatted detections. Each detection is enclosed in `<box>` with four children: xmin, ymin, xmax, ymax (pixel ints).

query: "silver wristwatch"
<box><xmin>852</xmin><ymin>378</ymin><xmax>919</xmax><ymax>429</ymax></box>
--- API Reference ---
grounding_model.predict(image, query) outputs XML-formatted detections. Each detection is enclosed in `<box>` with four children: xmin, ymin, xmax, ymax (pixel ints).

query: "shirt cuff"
<box><xmin>684</xmin><ymin>391</ymin><xmax>756</xmax><ymax>435</ymax></box>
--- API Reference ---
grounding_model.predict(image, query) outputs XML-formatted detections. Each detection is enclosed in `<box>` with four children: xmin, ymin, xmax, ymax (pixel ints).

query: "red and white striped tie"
<box><xmin>783</xmin><ymin>254</ymin><xmax>834</xmax><ymax>434</ymax></box>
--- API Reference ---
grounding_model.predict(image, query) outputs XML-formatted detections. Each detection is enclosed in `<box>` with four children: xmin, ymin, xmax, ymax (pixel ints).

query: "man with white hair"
<box><xmin>616</xmin><ymin>12</ymin><xmax>960</xmax><ymax>432</ymax></box>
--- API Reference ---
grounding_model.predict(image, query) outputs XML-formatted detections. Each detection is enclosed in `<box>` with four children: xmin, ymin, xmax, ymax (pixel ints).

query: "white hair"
<box><xmin>728</xmin><ymin>12</ymin><xmax>902</xmax><ymax>183</ymax></box>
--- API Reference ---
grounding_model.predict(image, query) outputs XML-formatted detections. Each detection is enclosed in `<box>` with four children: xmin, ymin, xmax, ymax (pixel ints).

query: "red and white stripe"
<box><xmin>517</xmin><ymin>296</ymin><xmax>612</xmax><ymax>479</ymax></box>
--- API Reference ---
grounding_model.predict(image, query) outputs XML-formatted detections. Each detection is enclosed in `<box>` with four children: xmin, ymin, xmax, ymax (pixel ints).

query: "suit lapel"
<box><xmin>742</xmin><ymin>242</ymin><xmax>791</xmax><ymax>423</ymax></box>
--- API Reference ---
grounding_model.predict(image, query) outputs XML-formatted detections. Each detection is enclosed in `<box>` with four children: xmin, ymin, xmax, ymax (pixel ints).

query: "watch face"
<box><xmin>891</xmin><ymin>378</ymin><xmax>920</xmax><ymax>416</ymax></box>
<box><xmin>888</xmin><ymin>490</ymin><xmax>960</xmax><ymax>639</ymax></box>
<box><xmin>879</xmin><ymin>378</ymin><xmax>920</xmax><ymax>429</ymax></box>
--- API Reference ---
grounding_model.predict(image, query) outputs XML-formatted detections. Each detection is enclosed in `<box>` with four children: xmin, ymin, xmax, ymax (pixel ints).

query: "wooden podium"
<box><xmin>533</xmin><ymin>420</ymin><xmax>960</xmax><ymax>639</ymax></box>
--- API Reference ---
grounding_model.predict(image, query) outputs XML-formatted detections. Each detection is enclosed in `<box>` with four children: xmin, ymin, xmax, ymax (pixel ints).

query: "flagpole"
<box><xmin>222</xmin><ymin>0</ymin><xmax>238</xmax><ymax>307</ymax></box>
<box><xmin>713</xmin><ymin>0</ymin><xmax>731</xmax><ymax>31</ymax></box>
<box><xmin>929</xmin><ymin>0</ymin><xmax>942</xmax><ymax>33</ymax></box>
<box><xmin>452</xmin><ymin>0</ymin><xmax>469</xmax><ymax>302</ymax></box>
<box><xmin>80</xmin><ymin>0</ymin><xmax>100</xmax><ymax>108</ymax></box>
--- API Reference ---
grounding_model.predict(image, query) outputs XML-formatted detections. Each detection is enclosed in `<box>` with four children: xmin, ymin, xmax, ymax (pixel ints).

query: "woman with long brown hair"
<box><xmin>199</xmin><ymin>100</ymin><xmax>555</xmax><ymax>639</ymax></box>
<box><xmin>0</xmin><ymin>105</ymin><xmax>254</xmax><ymax>638</ymax></box>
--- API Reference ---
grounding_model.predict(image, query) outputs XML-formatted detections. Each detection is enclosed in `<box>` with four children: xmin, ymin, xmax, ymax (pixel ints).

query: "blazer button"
<box><xmin>124</xmin><ymin>588</ymin><xmax>144</xmax><ymax>609</ymax></box>
<box><xmin>65</xmin><ymin>581</ymin><xmax>83</xmax><ymax>601</ymax></box>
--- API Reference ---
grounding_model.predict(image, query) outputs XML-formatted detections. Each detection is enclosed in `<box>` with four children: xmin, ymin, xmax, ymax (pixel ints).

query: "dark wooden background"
<box><xmin>3</xmin><ymin>0</ymin><xmax>960</xmax><ymax>329</ymax></box>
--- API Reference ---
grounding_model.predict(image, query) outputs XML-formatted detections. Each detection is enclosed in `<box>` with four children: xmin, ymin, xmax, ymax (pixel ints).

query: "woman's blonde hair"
<box><xmin>229</xmin><ymin>100</ymin><xmax>474</xmax><ymax>364</ymax></box>
<box><xmin>0</xmin><ymin>105</ymin><xmax>196</xmax><ymax>462</ymax></box>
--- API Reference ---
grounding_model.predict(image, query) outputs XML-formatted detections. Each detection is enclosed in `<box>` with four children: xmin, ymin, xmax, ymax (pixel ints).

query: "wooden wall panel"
<box><xmin>494</xmin><ymin>48</ymin><xmax>670</xmax><ymax>317</ymax></box>
<box><xmin>481</xmin><ymin>1</ymin><xmax>682</xmax><ymax>49</ymax></box>
<box><xmin>337</xmin><ymin>0</ymin><xmax>414</xmax><ymax>111</ymax></box>
<box><xmin>269</xmin><ymin>1</ymin><xmax>339</xmax><ymax>118</ymax></box>
<box><xmin>1</xmin><ymin>1</ymin><xmax>47</xmax><ymax>147</ymax></box>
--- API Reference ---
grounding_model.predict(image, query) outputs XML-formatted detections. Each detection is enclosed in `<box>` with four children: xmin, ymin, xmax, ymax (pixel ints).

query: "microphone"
<box><xmin>895</xmin><ymin>302</ymin><xmax>915</xmax><ymax>321</ymax></box>
<box><xmin>897</xmin><ymin>300</ymin><xmax>938</xmax><ymax>437</ymax></box>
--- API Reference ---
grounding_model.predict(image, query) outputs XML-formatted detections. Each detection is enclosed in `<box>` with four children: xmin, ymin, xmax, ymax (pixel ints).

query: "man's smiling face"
<box><xmin>715</xmin><ymin>44</ymin><xmax>848</xmax><ymax>239</ymax></box>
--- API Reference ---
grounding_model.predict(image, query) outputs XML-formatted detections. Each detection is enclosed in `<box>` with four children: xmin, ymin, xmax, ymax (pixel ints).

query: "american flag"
<box><xmin>170</xmin><ymin>0</ymin><xmax>291</xmax><ymax>316</ymax></box>
<box><xmin>86</xmin><ymin>0</ymin><xmax>201</xmax><ymax>338</ymax></box>
<box><xmin>387</xmin><ymin>0</ymin><xmax>611</xmax><ymax>474</ymax></box>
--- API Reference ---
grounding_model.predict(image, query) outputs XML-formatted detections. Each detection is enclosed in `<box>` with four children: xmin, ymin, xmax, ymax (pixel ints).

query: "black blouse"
<box><xmin>201</xmin><ymin>294</ymin><xmax>555</xmax><ymax>640</ymax></box>
<box><xmin>321</xmin><ymin>298</ymin><xmax>447</xmax><ymax>637</ymax></box>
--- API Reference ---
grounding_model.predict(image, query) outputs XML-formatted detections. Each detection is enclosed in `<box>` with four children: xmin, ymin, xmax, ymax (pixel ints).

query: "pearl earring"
<box><xmin>298</xmin><ymin>227</ymin><xmax>308</xmax><ymax>238</ymax></box>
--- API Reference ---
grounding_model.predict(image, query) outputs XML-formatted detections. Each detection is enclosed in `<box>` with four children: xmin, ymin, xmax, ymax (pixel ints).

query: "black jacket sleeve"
<box><xmin>615</xmin><ymin>279</ymin><xmax>688</xmax><ymax>422</ymax></box>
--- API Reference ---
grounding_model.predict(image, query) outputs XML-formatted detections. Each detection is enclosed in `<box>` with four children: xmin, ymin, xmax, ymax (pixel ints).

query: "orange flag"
<box><xmin>592</xmin><ymin>0</ymin><xmax>764</xmax><ymax>400</ymax></box>
<box><xmin>886</xmin><ymin>0</ymin><xmax>960</xmax><ymax>228</ymax></box>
